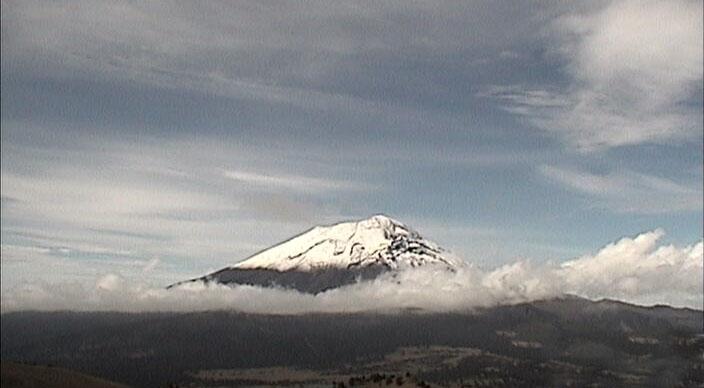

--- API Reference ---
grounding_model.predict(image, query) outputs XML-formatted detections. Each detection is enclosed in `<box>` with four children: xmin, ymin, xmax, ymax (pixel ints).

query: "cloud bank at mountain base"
<box><xmin>2</xmin><ymin>229</ymin><xmax>700</xmax><ymax>313</ymax></box>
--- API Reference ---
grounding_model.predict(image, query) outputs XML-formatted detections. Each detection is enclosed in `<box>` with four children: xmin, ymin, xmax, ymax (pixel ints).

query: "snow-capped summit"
<box><xmin>232</xmin><ymin>214</ymin><xmax>461</xmax><ymax>271</ymax></box>
<box><xmin>168</xmin><ymin>215</ymin><xmax>462</xmax><ymax>293</ymax></box>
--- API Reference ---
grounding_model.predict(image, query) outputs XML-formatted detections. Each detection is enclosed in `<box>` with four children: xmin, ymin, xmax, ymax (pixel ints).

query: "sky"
<box><xmin>1</xmin><ymin>0</ymin><xmax>702</xmax><ymax>308</ymax></box>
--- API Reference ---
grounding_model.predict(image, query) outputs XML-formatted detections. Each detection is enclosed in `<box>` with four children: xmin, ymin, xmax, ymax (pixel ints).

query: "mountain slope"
<box><xmin>169</xmin><ymin>215</ymin><xmax>461</xmax><ymax>293</ymax></box>
<box><xmin>1</xmin><ymin>361</ymin><xmax>128</xmax><ymax>388</ymax></box>
<box><xmin>234</xmin><ymin>214</ymin><xmax>460</xmax><ymax>271</ymax></box>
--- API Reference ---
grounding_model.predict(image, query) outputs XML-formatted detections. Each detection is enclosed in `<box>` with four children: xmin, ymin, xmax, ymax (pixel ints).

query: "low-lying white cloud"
<box><xmin>559</xmin><ymin>229</ymin><xmax>703</xmax><ymax>308</ymax></box>
<box><xmin>2</xmin><ymin>229</ymin><xmax>701</xmax><ymax>313</ymax></box>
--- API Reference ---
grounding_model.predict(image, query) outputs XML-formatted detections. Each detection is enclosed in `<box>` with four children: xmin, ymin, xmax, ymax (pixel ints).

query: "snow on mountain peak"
<box><xmin>232</xmin><ymin>214</ymin><xmax>462</xmax><ymax>272</ymax></box>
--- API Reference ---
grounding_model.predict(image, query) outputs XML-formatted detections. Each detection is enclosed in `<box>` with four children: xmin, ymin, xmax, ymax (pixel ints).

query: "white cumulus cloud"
<box><xmin>559</xmin><ymin>229</ymin><xmax>703</xmax><ymax>308</ymax></box>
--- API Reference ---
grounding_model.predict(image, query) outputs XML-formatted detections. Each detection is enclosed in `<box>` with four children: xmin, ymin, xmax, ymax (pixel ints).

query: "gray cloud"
<box><xmin>1</xmin><ymin>0</ymin><xmax>580</xmax><ymax>122</ymax></box>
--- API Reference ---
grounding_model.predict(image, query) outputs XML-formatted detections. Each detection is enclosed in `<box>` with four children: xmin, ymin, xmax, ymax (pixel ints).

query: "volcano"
<box><xmin>168</xmin><ymin>215</ymin><xmax>461</xmax><ymax>293</ymax></box>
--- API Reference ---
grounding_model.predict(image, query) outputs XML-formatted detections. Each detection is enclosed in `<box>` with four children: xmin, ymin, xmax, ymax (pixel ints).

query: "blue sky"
<box><xmin>1</xmin><ymin>0</ymin><xmax>702</xmax><ymax>290</ymax></box>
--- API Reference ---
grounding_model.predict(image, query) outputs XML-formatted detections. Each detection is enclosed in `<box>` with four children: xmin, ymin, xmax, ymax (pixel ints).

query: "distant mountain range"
<box><xmin>169</xmin><ymin>215</ymin><xmax>461</xmax><ymax>293</ymax></box>
<box><xmin>2</xmin><ymin>297</ymin><xmax>701</xmax><ymax>387</ymax></box>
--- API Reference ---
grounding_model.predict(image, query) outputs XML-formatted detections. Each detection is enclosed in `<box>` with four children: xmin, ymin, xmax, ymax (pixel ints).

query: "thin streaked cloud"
<box><xmin>223</xmin><ymin>169</ymin><xmax>372</xmax><ymax>193</ymax></box>
<box><xmin>540</xmin><ymin>164</ymin><xmax>703</xmax><ymax>214</ymax></box>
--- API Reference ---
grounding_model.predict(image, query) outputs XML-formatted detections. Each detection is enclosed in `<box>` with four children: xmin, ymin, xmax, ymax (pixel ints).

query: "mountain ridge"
<box><xmin>3</xmin><ymin>298</ymin><xmax>702</xmax><ymax>387</ymax></box>
<box><xmin>168</xmin><ymin>214</ymin><xmax>461</xmax><ymax>293</ymax></box>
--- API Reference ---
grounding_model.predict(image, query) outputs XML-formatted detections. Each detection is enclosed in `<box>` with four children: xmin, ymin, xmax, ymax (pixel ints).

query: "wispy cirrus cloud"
<box><xmin>482</xmin><ymin>0</ymin><xmax>703</xmax><ymax>151</ymax></box>
<box><xmin>540</xmin><ymin>164</ymin><xmax>703</xmax><ymax>213</ymax></box>
<box><xmin>0</xmin><ymin>0</ymin><xmax>549</xmax><ymax>124</ymax></box>
<box><xmin>223</xmin><ymin>169</ymin><xmax>372</xmax><ymax>193</ymax></box>
<box><xmin>0</xmin><ymin>128</ymin><xmax>379</xmax><ymax>292</ymax></box>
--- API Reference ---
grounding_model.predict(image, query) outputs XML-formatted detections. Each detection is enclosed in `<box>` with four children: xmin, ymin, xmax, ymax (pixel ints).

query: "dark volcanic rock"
<box><xmin>167</xmin><ymin>266</ymin><xmax>389</xmax><ymax>294</ymax></box>
<box><xmin>167</xmin><ymin>215</ymin><xmax>459</xmax><ymax>293</ymax></box>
